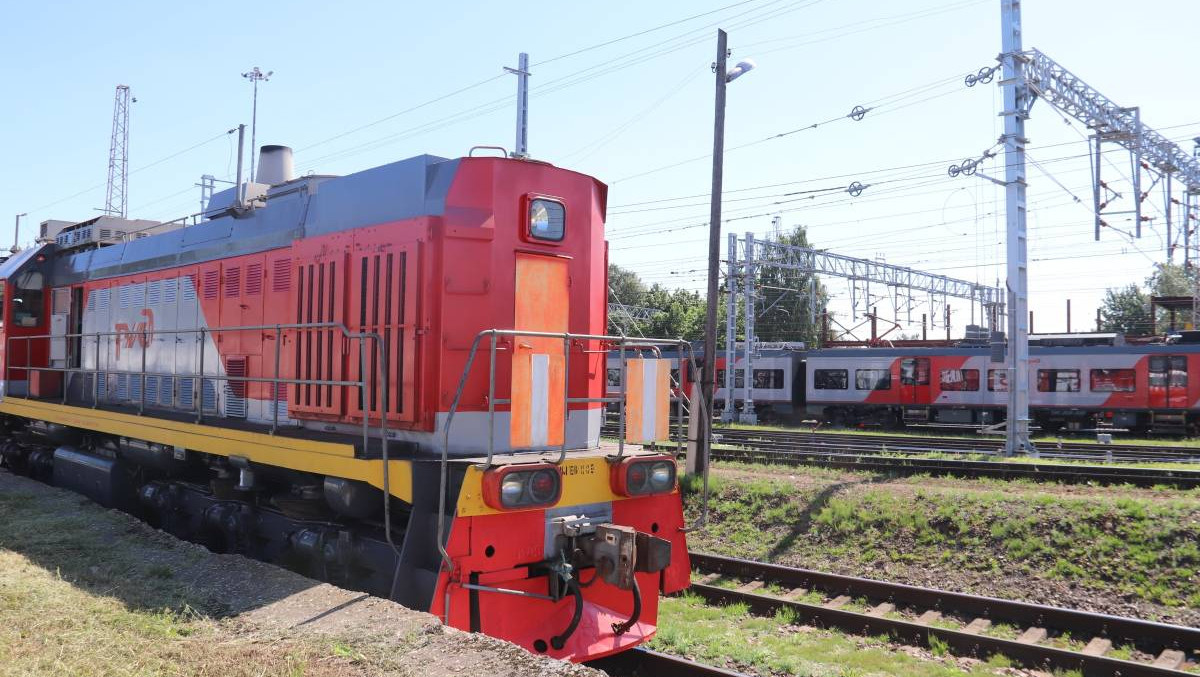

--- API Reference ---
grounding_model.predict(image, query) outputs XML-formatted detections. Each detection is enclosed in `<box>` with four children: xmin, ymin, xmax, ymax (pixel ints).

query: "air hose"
<box><xmin>549</xmin><ymin>577</ymin><xmax>584</xmax><ymax>650</ymax></box>
<box><xmin>610</xmin><ymin>576</ymin><xmax>642</xmax><ymax>636</ymax></box>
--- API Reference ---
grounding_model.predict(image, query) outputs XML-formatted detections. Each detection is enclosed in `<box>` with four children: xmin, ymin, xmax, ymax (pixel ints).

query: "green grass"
<box><xmin>653</xmin><ymin>593</ymin><xmax>1022</xmax><ymax>676</ymax></box>
<box><xmin>684</xmin><ymin>467</ymin><xmax>1200</xmax><ymax>612</ymax></box>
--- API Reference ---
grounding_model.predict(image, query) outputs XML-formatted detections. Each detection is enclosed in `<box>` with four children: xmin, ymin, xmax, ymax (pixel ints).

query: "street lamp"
<box><xmin>12</xmin><ymin>213</ymin><xmax>27</xmax><ymax>254</ymax></box>
<box><xmin>693</xmin><ymin>30</ymin><xmax>755</xmax><ymax>476</ymax></box>
<box><xmin>242</xmin><ymin>66</ymin><xmax>273</xmax><ymax>182</ymax></box>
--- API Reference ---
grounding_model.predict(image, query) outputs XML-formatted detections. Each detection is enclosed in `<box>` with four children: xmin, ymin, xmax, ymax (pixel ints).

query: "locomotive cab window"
<box><xmin>813</xmin><ymin>369</ymin><xmax>847</xmax><ymax>390</ymax></box>
<box><xmin>10</xmin><ymin>270</ymin><xmax>45</xmax><ymax>327</ymax></box>
<box><xmin>528</xmin><ymin>198</ymin><xmax>565</xmax><ymax>241</ymax></box>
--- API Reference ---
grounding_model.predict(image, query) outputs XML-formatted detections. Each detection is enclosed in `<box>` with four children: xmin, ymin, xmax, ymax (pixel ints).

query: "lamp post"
<box><xmin>241</xmin><ymin>66</ymin><xmax>273</xmax><ymax>182</ymax></box>
<box><xmin>12</xmin><ymin>213</ymin><xmax>27</xmax><ymax>254</ymax></box>
<box><xmin>692</xmin><ymin>29</ymin><xmax>755</xmax><ymax>476</ymax></box>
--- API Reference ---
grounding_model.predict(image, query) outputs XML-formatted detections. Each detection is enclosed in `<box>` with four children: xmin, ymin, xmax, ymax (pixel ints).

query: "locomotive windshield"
<box><xmin>10</xmin><ymin>270</ymin><xmax>44</xmax><ymax>327</ymax></box>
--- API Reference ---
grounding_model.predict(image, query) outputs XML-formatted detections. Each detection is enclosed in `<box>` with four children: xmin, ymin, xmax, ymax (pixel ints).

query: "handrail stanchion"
<box><xmin>93</xmin><ymin>333</ymin><xmax>101</xmax><ymax>407</ymax></box>
<box><xmin>487</xmin><ymin>331</ymin><xmax>497</xmax><ymax>465</ymax></box>
<box><xmin>359</xmin><ymin>334</ymin><xmax>369</xmax><ymax>454</ymax></box>
<box><xmin>62</xmin><ymin>333</ymin><xmax>70</xmax><ymax>405</ymax></box>
<box><xmin>196</xmin><ymin>328</ymin><xmax>205</xmax><ymax>423</ymax></box>
<box><xmin>617</xmin><ymin>336</ymin><xmax>627</xmax><ymax>458</ymax></box>
<box><xmin>139</xmin><ymin>328</ymin><xmax>148</xmax><ymax>414</ymax></box>
<box><xmin>557</xmin><ymin>335</ymin><xmax>570</xmax><ymax>463</ymax></box>
<box><xmin>271</xmin><ymin>325</ymin><xmax>282</xmax><ymax>434</ymax></box>
<box><xmin>438</xmin><ymin>330</ymin><xmax>488</xmax><ymax>622</ymax></box>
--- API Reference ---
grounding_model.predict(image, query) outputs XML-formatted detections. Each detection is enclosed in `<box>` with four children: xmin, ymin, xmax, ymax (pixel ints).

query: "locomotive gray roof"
<box><xmin>40</xmin><ymin>154</ymin><xmax>460</xmax><ymax>285</ymax></box>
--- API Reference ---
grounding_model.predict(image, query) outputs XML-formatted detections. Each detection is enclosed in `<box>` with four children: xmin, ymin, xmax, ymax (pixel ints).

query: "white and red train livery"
<box><xmin>805</xmin><ymin>345</ymin><xmax>1200</xmax><ymax>433</ymax></box>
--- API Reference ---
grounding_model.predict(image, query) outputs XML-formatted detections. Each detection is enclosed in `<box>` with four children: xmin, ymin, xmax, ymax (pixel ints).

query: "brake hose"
<box><xmin>549</xmin><ymin>577</ymin><xmax>584</xmax><ymax>650</ymax></box>
<box><xmin>610</xmin><ymin>576</ymin><xmax>642</xmax><ymax>636</ymax></box>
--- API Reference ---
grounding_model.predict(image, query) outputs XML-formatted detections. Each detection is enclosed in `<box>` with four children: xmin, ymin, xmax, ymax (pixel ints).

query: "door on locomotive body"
<box><xmin>1148</xmin><ymin>354</ymin><xmax>1188</xmax><ymax>409</ymax></box>
<box><xmin>511</xmin><ymin>251</ymin><xmax>569</xmax><ymax>449</ymax></box>
<box><xmin>898</xmin><ymin>355</ymin><xmax>931</xmax><ymax>405</ymax></box>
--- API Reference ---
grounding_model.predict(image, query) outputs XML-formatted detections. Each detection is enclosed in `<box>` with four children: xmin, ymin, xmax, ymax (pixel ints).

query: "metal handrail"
<box><xmin>4</xmin><ymin>322</ymin><xmax>390</xmax><ymax>454</ymax></box>
<box><xmin>435</xmin><ymin>329</ymin><xmax>700</xmax><ymax>621</ymax></box>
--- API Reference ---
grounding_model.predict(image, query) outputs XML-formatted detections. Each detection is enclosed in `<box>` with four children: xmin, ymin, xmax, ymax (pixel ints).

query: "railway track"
<box><xmin>688</xmin><ymin>552</ymin><xmax>1199</xmax><ymax>676</ymax></box>
<box><xmin>588</xmin><ymin>647</ymin><xmax>750</xmax><ymax>677</ymax></box>
<box><xmin>604</xmin><ymin>424</ymin><xmax>1200</xmax><ymax>487</ymax></box>
<box><xmin>709</xmin><ymin>427</ymin><xmax>1200</xmax><ymax>464</ymax></box>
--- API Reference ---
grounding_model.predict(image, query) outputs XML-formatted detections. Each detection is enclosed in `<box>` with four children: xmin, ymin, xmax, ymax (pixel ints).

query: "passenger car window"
<box><xmin>939</xmin><ymin>368</ymin><xmax>979</xmax><ymax>391</ymax></box>
<box><xmin>529</xmin><ymin>199</ymin><xmax>565</xmax><ymax>241</ymax></box>
<box><xmin>813</xmin><ymin>369</ymin><xmax>847</xmax><ymax>390</ymax></box>
<box><xmin>1037</xmin><ymin>369</ymin><xmax>1080</xmax><ymax>392</ymax></box>
<box><xmin>753</xmin><ymin>369</ymin><xmax>784</xmax><ymax>389</ymax></box>
<box><xmin>987</xmin><ymin>369</ymin><xmax>1008</xmax><ymax>392</ymax></box>
<box><xmin>855</xmin><ymin>368</ymin><xmax>891</xmax><ymax>391</ymax></box>
<box><xmin>1089</xmin><ymin>368</ymin><xmax>1135</xmax><ymax>392</ymax></box>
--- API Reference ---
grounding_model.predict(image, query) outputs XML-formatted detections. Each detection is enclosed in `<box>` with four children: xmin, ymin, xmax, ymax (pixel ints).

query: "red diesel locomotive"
<box><xmin>0</xmin><ymin>147</ymin><xmax>692</xmax><ymax>660</ymax></box>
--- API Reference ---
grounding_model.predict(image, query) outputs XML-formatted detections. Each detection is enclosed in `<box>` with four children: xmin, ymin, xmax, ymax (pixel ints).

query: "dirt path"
<box><xmin>0</xmin><ymin>470</ymin><xmax>600</xmax><ymax>677</ymax></box>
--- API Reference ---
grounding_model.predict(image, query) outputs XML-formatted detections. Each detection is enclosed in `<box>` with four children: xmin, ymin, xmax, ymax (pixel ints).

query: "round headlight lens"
<box><xmin>528</xmin><ymin>469</ymin><xmax>558</xmax><ymax>503</ymax></box>
<box><xmin>627</xmin><ymin>463</ymin><xmax>648</xmax><ymax>493</ymax></box>
<box><xmin>649</xmin><ymin>461</ymin><xmax>674</xmax><ymax>491</ymax></box>
<box><xmin>500</xmin><ymin>475</ymin><xmax>525</xmax><ymax>505</ymax></box>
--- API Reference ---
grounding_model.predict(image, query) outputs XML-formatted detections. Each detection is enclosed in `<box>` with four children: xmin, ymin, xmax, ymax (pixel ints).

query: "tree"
<box><xmin>1098</xmin><ymin>284</ymin><xmax>1151</xmax><ymax>334</ymax></box>
<box><xmin>606</xmin><ymin>264</ymin><xmax>735</xmax><ymax>341</ymax></box>
<box><xmin>1146</xmin><ymin>262</ymin><xmax>1197</xmax><ymax>329</ymax></box>
<box><xmin>750</xmin><ymin>224</ymin><xmax>828</xmax><ymax>345</ymax></box>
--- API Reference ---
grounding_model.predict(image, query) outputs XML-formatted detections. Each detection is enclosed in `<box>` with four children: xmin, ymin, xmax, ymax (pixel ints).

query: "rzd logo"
<box><xmin>114</xmin><ymin>308</ymin><xmax>155</xmax><ymax>360</ymax></box>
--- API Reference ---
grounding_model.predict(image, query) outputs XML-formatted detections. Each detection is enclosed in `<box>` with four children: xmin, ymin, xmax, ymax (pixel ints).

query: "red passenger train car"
<box><xmin>805</xmin><ymin>344</ymin><xmax>1200</xmax><ymax>434</ymax></box>
<box><xmin>0</xmin><ymin>149</ymin><xmax>692</xmax><ymax>661</ymax></box>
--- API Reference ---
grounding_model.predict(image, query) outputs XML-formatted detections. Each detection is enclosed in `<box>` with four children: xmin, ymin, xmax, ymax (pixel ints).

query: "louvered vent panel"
<box><xmin>271</xmin><ymin>257</ymin><xmax>291</xmax><ymax>292</ymax></box>
<box><xmin>202</xmin><ymin>271</ymin><xmax>219</xmax><ymax>299</ymax></box>
<box><xmin>224</xmin><ymin>356</ymin><xmax>247</xmax><ymax>419</ymax></box>
<box><xmin>224</xmin><ymin>267</ymin><xmax>241</xmax><ymax>298</ymax></box>
<box><xmin>178</xmin><ymin>378</ymin><xmax>195</xmax><ymax>409</ymax></box>
<box><xmin>147</xmin><ymin>280</ymin><xmax>162</xmax><ymax>306</ymax></box>
<box><xmin>246</xmin><ymin>263</ymin><xmax>263</xmax><ymax>296</ymax></box>
<box><xmin>182</xmin><ymin>275</ymin><xmax>198</xmax><ymax>301</ymax></box>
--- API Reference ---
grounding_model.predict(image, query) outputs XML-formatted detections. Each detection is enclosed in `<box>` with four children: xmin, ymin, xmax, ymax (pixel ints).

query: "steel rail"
<box><xmin>588</xmin><ymin>647</ymin><xmax>751</xmax><ymax>677</ymax></box>
<box><xmin>706</xmin><ymin>446</ymin><xmax>1200</xmax><ymax>488</ymax></box>
<box><xmin>690</xmin><ymin>553</ymin><xmax>1197</xmax><ymax>676</ymax></box>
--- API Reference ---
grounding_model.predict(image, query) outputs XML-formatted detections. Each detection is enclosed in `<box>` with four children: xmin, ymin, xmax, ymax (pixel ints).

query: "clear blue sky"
<box><xmin>2</xmin><ymin>0</ymin><xmax>1197</xmax><ymax>336</ymax></box>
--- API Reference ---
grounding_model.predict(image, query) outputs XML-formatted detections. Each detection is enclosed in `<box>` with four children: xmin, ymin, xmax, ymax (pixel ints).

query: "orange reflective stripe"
<box><xmin>625</xmin><ymin>358</ymin><xmax>670</xmax><ymax>443</ymax></box>
<box><xmin>512</xmin><ymin>255</ymin><xmax>569</xmax><ymax>448</ymax></box>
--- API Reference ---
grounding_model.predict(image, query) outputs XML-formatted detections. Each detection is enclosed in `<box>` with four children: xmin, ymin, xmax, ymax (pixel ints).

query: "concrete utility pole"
<box><xmin>1000</xmin><ymin>0</ymin><xmax>1035</xmax><ymax>456</ymax></box>
<box><xmin>696</xmin><ymin>30</ymin><xmax>729</xmax><ymax>477</ymax></box>
<box><xmin>12</xmin><ymin>213</ymin><xmax>26</xmax><ymax>253</ymax></box>
<box><xmin>693</xmin><ymin>30</ymin><xmax>755</xmax><ymax>476</ymax></box>
<box><xmin>505</xmin><ymin>53</ymin><xmax>531</xmax><ymax>158</ymax></box>
<box><xmin>242</xmin><ymin>67</ymin><xmax>272</xmax><ymax>181</ymax></box>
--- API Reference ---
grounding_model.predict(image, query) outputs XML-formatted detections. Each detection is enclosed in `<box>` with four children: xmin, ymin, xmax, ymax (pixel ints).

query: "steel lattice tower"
<box><xmin>103</xmin><ymin>85</ymin><xmax>131</xmax><ymax>218</ymax></box>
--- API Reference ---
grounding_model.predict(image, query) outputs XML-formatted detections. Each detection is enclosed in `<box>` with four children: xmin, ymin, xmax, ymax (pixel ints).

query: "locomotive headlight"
<box><xmin>610</xmin><ymin>455</ymin><xmax>677</xmax><ymax>497</ymax></box>
<box><xmin>483</xmin><ymin>463</ymin><xmax>562</xmax><ymax>510</ymax></box>
<box><xmin>648</xmin><ymin>461</ymin><xmax>675</xmax><ymax>492</ymax></box>
<box><xmin>500</xmin><ymin>475</ymin><xmax>525</xmax><ymax>505</ymax></box>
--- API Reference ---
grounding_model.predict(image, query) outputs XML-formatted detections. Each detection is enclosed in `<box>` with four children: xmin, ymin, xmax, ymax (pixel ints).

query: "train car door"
<box><xmin>511</xmin><ymin>253</ymin><xmax>568</xmax><ymax>449</ymax></box>
<box><xmin>899</xmin><ymin>357</ymin><xmax>930</xmax><ymax>404</ymax></box>
<box><xmin>1148</xmin><ymin>355</ymin><xmax>1188</xmax><ymax>409</ymax></box>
